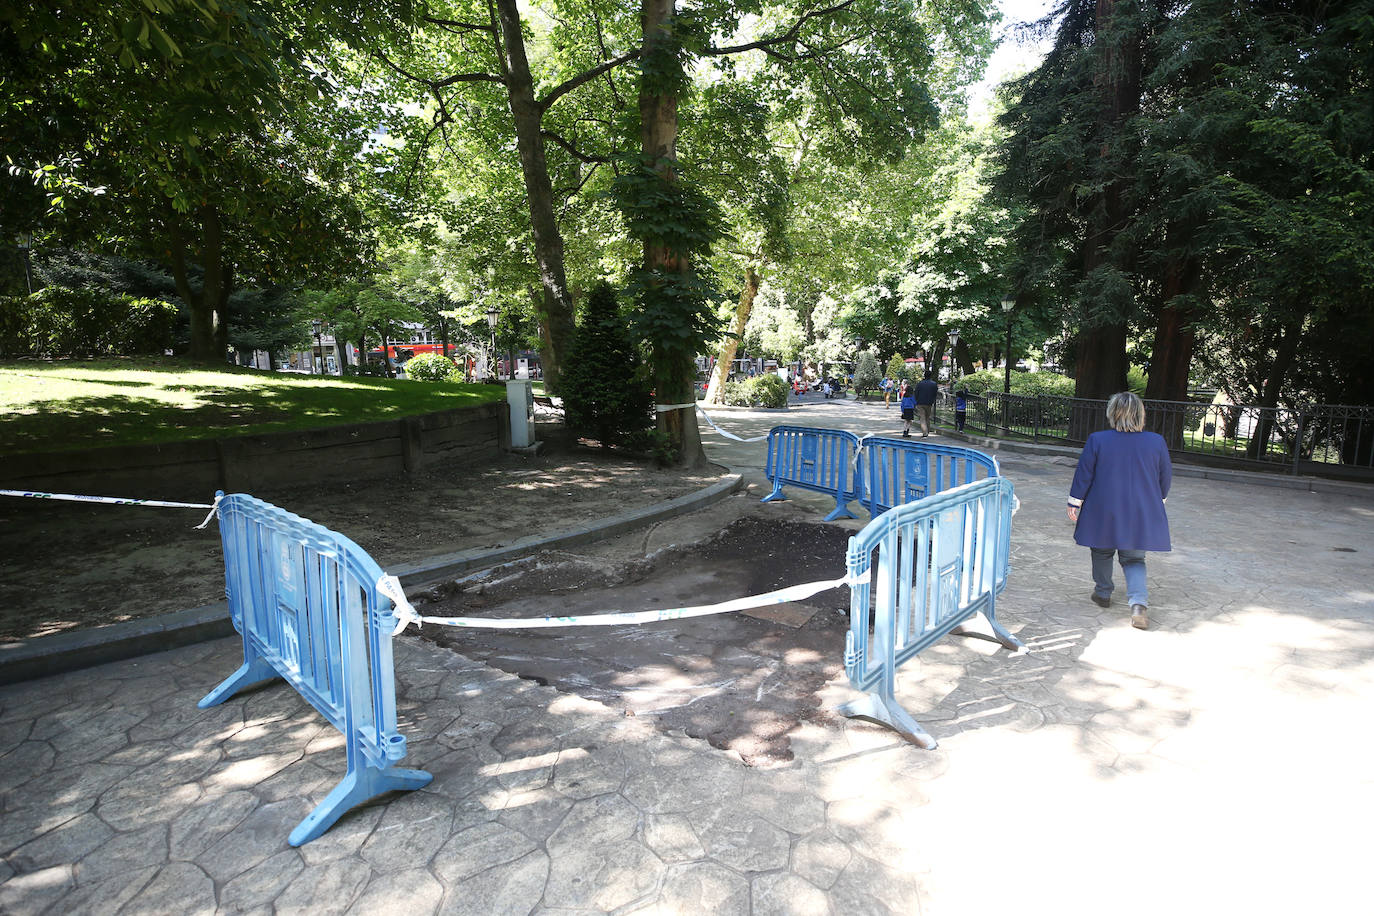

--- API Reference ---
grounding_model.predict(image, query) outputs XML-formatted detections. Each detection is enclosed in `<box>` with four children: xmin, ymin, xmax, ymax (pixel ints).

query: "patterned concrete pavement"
<box><xmin>2</xmin><ymin>398</ymin><xmax>1372</xmax><ymax>914</ymax></box>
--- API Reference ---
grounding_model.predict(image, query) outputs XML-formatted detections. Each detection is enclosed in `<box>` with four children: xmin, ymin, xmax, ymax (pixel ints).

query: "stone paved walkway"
<box><xmin>2</xmin><ymin>399</ymin><xmax>1372</xmax><ymax>914</ymax></box>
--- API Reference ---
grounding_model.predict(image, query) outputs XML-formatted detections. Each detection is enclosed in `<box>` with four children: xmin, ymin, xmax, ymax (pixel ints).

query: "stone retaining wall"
<box><xmin>1</xmin><ymin>403</ymin><xmax>506</xmax><ymax>501</ymax></box>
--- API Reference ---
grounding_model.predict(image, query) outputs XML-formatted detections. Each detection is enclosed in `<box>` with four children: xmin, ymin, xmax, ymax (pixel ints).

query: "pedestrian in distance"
<box><xmin>880</xmin><ymin>375</ymin><xmax>894</xmax><ymax>408</ymax></box>
<box><xmin>913</xmin><ymin>371</ymin><xmax>939</xmax><ymax>437</ymax></box>
<box><xmin>954</xmin><ymin>389</ymin><xmax>968</xmax><ymax>431</ymax></box>
<box><xmin>1066</xmin><ymin>391</ymin><xmax>1172</xmax><ymax>631</ymax></box>
<box><xmin>898</xmin><ymin>380</ymin><xmax>916</xmax><ymax>436</ymax></box>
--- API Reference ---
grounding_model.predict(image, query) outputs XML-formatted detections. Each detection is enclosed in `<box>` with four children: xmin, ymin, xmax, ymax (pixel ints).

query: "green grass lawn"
<box><xmin>0</xmin><ymin>358</ymin><xmax>508</xmax><ymax>456</ymax></box>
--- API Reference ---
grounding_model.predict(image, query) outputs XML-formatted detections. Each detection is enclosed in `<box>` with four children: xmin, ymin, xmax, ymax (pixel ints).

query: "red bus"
<box><xmin>366</xmin><ymin>343</ymin><xmax>452</xmax><ymax>363</ymax></box>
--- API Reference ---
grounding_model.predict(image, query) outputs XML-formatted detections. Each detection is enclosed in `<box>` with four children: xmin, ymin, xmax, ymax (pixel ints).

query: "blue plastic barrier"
<box><xmin>199</xmin><ymin>491</ymin><xmax>431</xmax><ymax>846</ymax></box>
<box><xmin>761</xmin><ymin>426</ymin><xmax>863</xmax><ymax>521</ymax></box>
<box><xmin>859</xmin><ymin>438</ymin><xmax>1000</xmax><ymax>517</ymax></box>
<box><xmin>838</xmin><ymin>476</ymin><xmax>1020</xmax><ymax>748</ymax></box>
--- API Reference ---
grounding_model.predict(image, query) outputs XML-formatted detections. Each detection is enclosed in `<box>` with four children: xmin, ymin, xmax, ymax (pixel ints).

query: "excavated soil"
<box><xmin>419</xmin><ymin>516</ymin><xmax>858</xmax><ymax>767</ymax></box>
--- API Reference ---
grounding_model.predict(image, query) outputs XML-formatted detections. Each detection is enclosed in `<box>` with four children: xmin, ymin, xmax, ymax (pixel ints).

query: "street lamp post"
<box><xmin>311</xmin><ymin>319</ymin><xmax>323</xmax><ymax>375</ymax></box>
<box><xmin>947</xmin><ymin>328</ymin><xmax>960</xmax><ymax>388</ymax></box>
<box><xmin>485</xmin><ymin>306</ymin><xmax>498</xmax><ymax>380</ymax></box>
<box><xmin>16</xmin><ymin>233</ymin><xmax>33</xmax><ymax>295</ymax></box>
<box><xmin>1002</xmin><ymin>294</ymin><xmax>1016</xmax><ymax>395</ymax></box>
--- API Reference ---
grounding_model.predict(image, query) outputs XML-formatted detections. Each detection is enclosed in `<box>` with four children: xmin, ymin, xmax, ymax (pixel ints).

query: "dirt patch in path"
<box><xmin>418</xmin><ymin>516</ymin><xmax>858</xmax><ymax>767</ymax></box>
<box><xmin>0</xmin><ymin>437</ymin><xmax>724</xmax><ymax>642</ymax></box>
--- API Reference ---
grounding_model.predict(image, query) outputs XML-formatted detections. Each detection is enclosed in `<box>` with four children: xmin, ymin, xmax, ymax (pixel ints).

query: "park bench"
<box><xmin>839</xmin><ymin>476</ymin><xmax>1020</xmax><ymax>747</ymax></box>
<box><xmin>198</xmin><ymin>491</ymin><xmax>431</xmax><ymax>847</ymax></box>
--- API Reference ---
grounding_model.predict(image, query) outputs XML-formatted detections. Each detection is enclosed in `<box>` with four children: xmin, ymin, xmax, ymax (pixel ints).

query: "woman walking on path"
<box><xmin>1066</xmin><ymin>392</ymin><xmax>1172</xmax><ymax>630</ymax></box>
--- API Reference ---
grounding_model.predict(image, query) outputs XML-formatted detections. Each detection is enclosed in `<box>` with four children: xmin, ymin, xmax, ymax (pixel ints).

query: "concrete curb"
<box><xmin>387</xmin><ymin>470</ymin><xmax>745</xmax><ymax>587</ymax></box>
<box><xmin>0</xmin><ymin>600</ymin><xmax>235</xmax><ymax>687</ymax></box>
<box><xmin>0</xmin><ymin>470</ymin><xmax>746</xmax><ymax>686</ymax></box>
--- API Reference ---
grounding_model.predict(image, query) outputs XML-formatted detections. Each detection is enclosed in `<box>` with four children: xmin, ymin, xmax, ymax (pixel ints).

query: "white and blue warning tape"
<box><xmin>692</xmin><ymin>404</ymin><xmax>769</xmax><ymax>443</ymax></box>
<box><xmin>381</xmin><ymin>571</ymin><xmax>859</xmax><ymax>636</ymax></box>
<box><xmin>1</xmin><ymin>489</ymin><xmax>222</xmax><ymax>529</ymax></box>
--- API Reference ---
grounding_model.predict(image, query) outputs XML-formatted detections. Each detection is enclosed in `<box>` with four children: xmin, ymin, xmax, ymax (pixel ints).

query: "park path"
<box><xmin>2</xmin><ymin>398</ymin><xmax>1372</xmax><ymax>914</ymax></box>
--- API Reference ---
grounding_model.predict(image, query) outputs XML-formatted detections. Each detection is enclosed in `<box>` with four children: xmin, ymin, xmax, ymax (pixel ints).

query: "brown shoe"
<box><xmin>1131</xmin><ymin>605</ymin><xmax>1148</xmax><ymax>630</ymax></box>
<box><xmin>1091</xmin><ymin>593</ymin><xmax>1111</xmax><ymax>609</ymax></box>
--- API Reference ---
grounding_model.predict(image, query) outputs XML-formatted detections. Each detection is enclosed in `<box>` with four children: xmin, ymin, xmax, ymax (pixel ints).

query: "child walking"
<box><xmin>898</xmin><ymin>381</ymin><xmax>916</xmax><ymax>437</ymax></box>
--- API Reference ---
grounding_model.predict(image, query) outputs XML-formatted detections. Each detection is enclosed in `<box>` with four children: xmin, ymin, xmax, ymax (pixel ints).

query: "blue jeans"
<box><xmin>1090</xmin><ymin>548</ymin><xmax>1148</xmax><ymax>607</ymax></box>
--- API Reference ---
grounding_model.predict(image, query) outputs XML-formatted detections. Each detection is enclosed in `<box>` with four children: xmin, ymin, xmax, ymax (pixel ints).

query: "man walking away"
<box><xmin>914</xmin><ymin>371</ymin><xmax>939</xmax><ymax>437</ymax></box>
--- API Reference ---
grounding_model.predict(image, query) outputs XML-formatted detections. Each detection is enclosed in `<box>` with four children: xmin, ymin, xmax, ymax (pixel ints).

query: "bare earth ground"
<box><xmin>0</xmin><ymin>430</ymin><xmax>722</xmax><ymax>642</ymax></box>
<box><xmin>416</xmin><ymin>514</ymin><xmax>856</xmax><ymax>767</ymax></box>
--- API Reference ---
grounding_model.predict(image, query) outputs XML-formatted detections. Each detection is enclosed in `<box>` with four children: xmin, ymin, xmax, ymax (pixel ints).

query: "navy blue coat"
<box><xmin>914</xmin><ymin>379</ymin><xmax>939</xmax><ymax>405</ymax></box>
<box><xmin>1069</xmin><ymin>430</ymin><xmax>1173</xmax><ymax>551</ymax></box>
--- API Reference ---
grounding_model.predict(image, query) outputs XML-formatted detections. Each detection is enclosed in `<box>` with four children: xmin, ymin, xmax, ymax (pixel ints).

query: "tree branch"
<box><xmin>704</xmin><ymin>0</ymin><xmax>857</xmax><ymax>57</ymax></box>
<box><xmin>594</xmin><ymin>13</ymin><xmax>626</xmax><ymax>109</ymax></box>
<box><xmin>538</xmin><ymin>50</ymin><xmax>641</xmax><ymax>111</ymax></box>
<box><xmin>373</xmin><ymin>46</ymin><xmax>505</xmax><ymax>90</ymax></box>
<box><xmin>554</xmin><ymin>161</ymin><xmax>602</xmax><ymax>199</ymax></box>
<box><xmin>432</xmin><ymin>69</ymin><xmax>507</xmax><ymax>88</ymax></box>
<box><xmin>421</xmin><ymin>14</ymin><xmax>496</xmax><ymax>33</ymax></box>
<box><xmin>541</xmin><ymin>129</ymin><xmax>610</xmax><ymax>163</ymax></box>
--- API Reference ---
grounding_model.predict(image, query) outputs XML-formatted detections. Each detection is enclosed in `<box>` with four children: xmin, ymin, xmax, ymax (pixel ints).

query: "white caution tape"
<box><xmin>654</xmin><ymin>402</ymin><xmax>698</xmax><ymax>412</ymax></box>
<box><xmin>2</xmin><ymin>489</ymin><xmax>222</xmax><ymax>529</ymax></box>
<box><xmin>378</xmin><ymin>574</ymin><xmax>423</xmax><ymax>635</ymax></box>
<box><xmin>386</xmin><ymin>571</ymin><xmax>862</xmax><ymax>635</ymax></box>
<box><xmin>694</xmin><ymin>405</ymin><xmax>769</xmax><ymax>442</ymax></box>
<box><xmin>194</xmin><ymin>493</ymin><xmax>223</xmax><ymax>529</ymax></box>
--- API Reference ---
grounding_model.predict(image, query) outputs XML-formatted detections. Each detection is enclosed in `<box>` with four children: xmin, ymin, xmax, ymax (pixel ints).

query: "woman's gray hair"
<box><xmin>1106</xmin><ymin>391</ymin><xmax>1146</xmax><ymax>433</ymax></box>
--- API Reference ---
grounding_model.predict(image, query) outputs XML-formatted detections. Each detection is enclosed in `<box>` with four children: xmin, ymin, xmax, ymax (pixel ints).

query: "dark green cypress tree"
<box><xmin>560</xmin><ymin>282</ymin><xmax>653</xmax><ymax>448</ymax></box>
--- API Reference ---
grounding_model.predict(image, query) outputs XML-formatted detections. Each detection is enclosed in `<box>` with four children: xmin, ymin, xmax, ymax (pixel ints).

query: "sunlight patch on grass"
<box><xmin>0</xmin><ymin>357</ymin><xmax>506</xmax><ymax>456</ymax></box>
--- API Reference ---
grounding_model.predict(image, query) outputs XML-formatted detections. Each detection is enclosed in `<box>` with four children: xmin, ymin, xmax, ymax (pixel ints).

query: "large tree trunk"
<box><xmin>1248</xmin><ymin>315</ymin><xmax>1303</xmax><ymax>460</ymax></box>
<box><xmin>1145</xmin><ymin>228</ymin><xmax>1201</xmax><ymax>402</ymax></box>
<box><xmin>640</xmin><ymin>0</ymin><xmax>706</xmax><ymax>468</ymax></box>
<box><xmin>1145</xmin><ymin>242</ymin><xmax>1201</xmax><ymax>446</ymax></box>
<box><xmin>1070</xmin><ymin>0</ymin><xmax>1140</xmax><ymax>433</ymax></box>
<box><xmin>168</xmin><ymin>203</ymin><xmax>231</xmax><ymax>364</ymax></box>
<box><xmin>705</xmin><ymin>263</ymin><xmax>761</xmax><ymax>404</ymax></box>
<box><xmin>494</xmin><ymin>0</ymin><xmax>575</xmax><ymax>393</ymax></box>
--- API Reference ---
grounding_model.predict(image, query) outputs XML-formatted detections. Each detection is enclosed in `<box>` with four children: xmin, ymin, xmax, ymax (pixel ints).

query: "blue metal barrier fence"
<box><xmin>839</xmin><ymin>476</ymin><xmax>1020</xmax><ymax>748</ymax></box>
<box><xmin>762</xmin><ymin>426</ymin><xmax>863</xmax><ymax>521</ymax></box>
<box><xmin>199</xmin><ymin>491</ymin><xmax>432</xmax><ymax>846</ymax></box>
<box><xmin>860</xmin><ymin>438</ymin><xmax>1000</xmax><ymax>517</ymax></box>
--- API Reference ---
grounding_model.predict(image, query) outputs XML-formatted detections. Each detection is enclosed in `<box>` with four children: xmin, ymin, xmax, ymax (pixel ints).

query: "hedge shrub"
<box><xmin>720</xmin><ymin>372</ymin><xmax>788</xmax><ymax>408</ymax></box>
<box><xmin>956</xmin><ymin>368</ymin><xmax>1075</xmax><ymax>398</ymax></box>
<box><xmin>404</xmin><ymin>352</ymin><xmax>461</xmax><ymax>382</ymax></box>
<box><xmin>0</xmin><ymin>287</ymin><xmax>178</xmax><ymax>358</ymax></box>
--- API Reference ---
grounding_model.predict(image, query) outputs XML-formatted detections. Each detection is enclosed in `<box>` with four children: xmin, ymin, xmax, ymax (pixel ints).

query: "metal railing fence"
<box><xmin>942</xmin><ymin>391</ymin><xmax>1374</xmax><ymax>479</ymax></box>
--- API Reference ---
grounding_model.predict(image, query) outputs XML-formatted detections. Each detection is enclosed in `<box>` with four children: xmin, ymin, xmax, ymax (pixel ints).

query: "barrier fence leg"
<box><xmin>198</xmin><ymin>656</ymin><xmax>279</xmax><ymax>709</ymax></box>
<box><xmin>288</xmin><ymin>763</ymin><xmax>434</xmax><ymax>847</ymax></box>
<box><xmin>760</xmin><ymin>479</ymin><xmax>787</xmax><ymax>504</ymax></box>
<box><xmin>823</xmin><ymin>496</ymin><xmax>857</xmax><ymax>522</ymax></box>
<box><xmin>982</xmin><ymin>610</ymin><xmax>1024</xmax><ymax>651</ymax></box>
<box><xmin>836</xmin><ymin>693</ymin><xmax>938</xmax><ymax>749</ymax></box>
